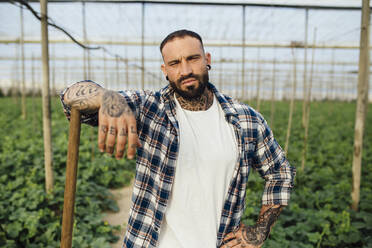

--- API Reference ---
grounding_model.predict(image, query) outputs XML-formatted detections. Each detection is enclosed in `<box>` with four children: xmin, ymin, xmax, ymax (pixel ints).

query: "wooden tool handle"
<box><xmin>61</xmin><ymin>108</ymin><xmax>81</xmax><ymax>248</ymax></box>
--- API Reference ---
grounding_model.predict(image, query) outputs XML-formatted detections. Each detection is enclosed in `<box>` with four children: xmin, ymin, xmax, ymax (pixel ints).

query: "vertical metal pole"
<box><xmin>64</xmin><ymin>56</ymin><xmax>68</xmax><ymax>87</ymax></box>
<box><xmin>82</xmin><ymin>2</ymin><xmax>88</xmax><ymax>79</ymax></box>
<box><xmin>342</xmin><ymin>65</ymin><xmax>346</xmax><ymax>101</ymax></box>
<box><xmin>219</xmin><ymin>49</ymin><xmax>223</xmax><ymax>92</ymax></box>
<box><xmin>125</xmin><ymin>47</ymin><xmax>129</xmax><ymax>89</ymax></box>
<box><xmin>256</xmin><ymin>48</ymin><xmax>261</xmax><ymax>111</ymax></box>
<box><xmin>40</xmin><ymin>0</ymin><xmax>54</xmax><ymax>194</ymax></box>
<box><xmin>270</xmin><ymin>57</ymin><xmax>276</xmax><ymax>127</ymax></box>
<box><xmin>52</xmin><ymin>45</ymin><xmax>56</xmax><ymax>96</ymax></box>
<box><xmin>31</xmin><ymin>54</ymin><xmax>37</xmax><ymax>130</ymax></box>
<box><xmin>302</xmin><ymin>8</ymin><xmax>309</xmax><ymax>127</ymax></box>
<box><xmin>31</xmin><ymin>54</ymin><xmax>35</xmax><ymax>97</ymax></box>
<box><xmin>241</xmin><ymin>5</ymin><xmax>246</xmax><ymax>99</ymax></box>
<box><xmin>116</xmin><ymin>56</ymin><xmax>120</xmax><ymax>90</ymax></box>
<box><xmin>285</xmin><ymin>48</ymin><xmax>297</xmax><ymax>155</ymax></box>
<box><xmin>249</xmin><ymin>61</ymin><xmax>255</xmax><ymax>105</ymax></box>
<box><xmin>141</xmin><ymin>2</ymin><xmax>145</xmax><ymax>89</ymax></box>
<box><xmin>352</xmin><ymin>0</ymin><xmax>370</xmax><ymax>211</ymax></box>
<box><xmin>12</xmin><ymin>50</ymin><xmax>18</xmax><ymax>103</ymax></box>
<box><xmin>103</xmin><ymin>50</ymin><xmax>107</xmax><ymax>88</ymax></box>
<box><xmin>20</xmin><ymin>5</ymin><xmax>26</xmax><ymax>119</ymax></box>
<box><xmin>307</xmin><ymin>28</ymin><xmax>317</xmax><ymax>116</ymax></box>
<box><xmin>330</xmin><ymin>49</ymin><xmax>335</xmax><ymax>100</ymax></box>
<box><xmin>301</xmin><ymin>28</ymin><xmax>317</xmax><ymax>171</ymax></box>
<box><xmin>125</xmin><ymin>60</ymin><xmax>129</xmax><ymax>89</ymax></box>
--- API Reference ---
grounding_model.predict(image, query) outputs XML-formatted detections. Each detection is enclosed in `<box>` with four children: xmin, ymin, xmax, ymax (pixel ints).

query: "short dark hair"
<box><xmin>160</xmin><ymin>29</ymin><xmax>204</xmax><ymax>53</ymax></box>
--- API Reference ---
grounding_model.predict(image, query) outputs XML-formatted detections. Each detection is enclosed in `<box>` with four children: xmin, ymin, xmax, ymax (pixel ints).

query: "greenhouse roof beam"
<box><xmin>0</xmin><ymin>38</ymin><xmax>367</xmax><ymax>49</ymax></box>
<box><xmin>23</xmin><ymin>0</ymin><xmax>367</xmax><ymax>10</ymax></box>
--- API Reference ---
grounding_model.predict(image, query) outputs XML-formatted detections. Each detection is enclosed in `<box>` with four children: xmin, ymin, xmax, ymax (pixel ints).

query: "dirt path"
<box><xmin>102</xmin><ymin>181</ymin><xmax>134</xmax><ymax>248</ymax></box>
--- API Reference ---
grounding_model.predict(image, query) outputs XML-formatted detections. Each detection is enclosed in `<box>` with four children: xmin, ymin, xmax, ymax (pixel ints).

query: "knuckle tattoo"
<box><xmin>119</xmin><ymin>128</ymin><xmax>127</xmax><ymax>136</ymax></box>
<box><xmin>130</xmin><ymin>126</ymin><xmax>136</xmax><ymax>134</ymax></box>
<box><xmin>109</xmin><ymin>126</ymin><xmax>116</xmax><ymax>135</ymax></box>
<box><xmin>101</xmin><ymin>125</ymin><xmax>108</xmax><ymax>133</ymax></box>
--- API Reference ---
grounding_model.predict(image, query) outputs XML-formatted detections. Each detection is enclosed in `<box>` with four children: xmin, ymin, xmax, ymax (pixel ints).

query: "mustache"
<box><xmin>177</xmin><ymin>73</ymin><xmax>198</xmax><ymax>84</ymax></box>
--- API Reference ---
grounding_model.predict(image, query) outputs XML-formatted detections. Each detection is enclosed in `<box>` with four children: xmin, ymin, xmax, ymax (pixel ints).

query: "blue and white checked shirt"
<box><xmin>60</xmin><ymin>81</ymin><xmax>296</xmax><ymax>248</ymax></box>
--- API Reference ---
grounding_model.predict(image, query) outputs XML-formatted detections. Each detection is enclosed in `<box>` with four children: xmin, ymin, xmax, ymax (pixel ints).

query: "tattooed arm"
<box><xmin>62</xmin><ymin>81</ymin><xmax>140</xmax><ymax>159</ymax></box>
<box><xmin>241</xmin><ymin>205</ymin><xmax>283</xmax><ymax>246</ymax></box>
<box><xmin>221</xmin><ymin>205</ymin><xmax>283</xmax><ymax>248</ymax></box>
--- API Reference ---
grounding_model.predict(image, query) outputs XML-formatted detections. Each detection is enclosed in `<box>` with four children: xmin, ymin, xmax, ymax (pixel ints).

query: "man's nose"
<box><xmin>179</xmin><ymin>60</ymin><xmax>192</xmax><ymax>77</ymax></box>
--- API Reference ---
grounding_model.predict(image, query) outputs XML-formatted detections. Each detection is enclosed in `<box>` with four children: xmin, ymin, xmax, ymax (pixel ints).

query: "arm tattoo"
<box><xmin>242</xmin><ymin>206</ymin><xmax>283</xmax><ymax>245</ymax></box>
<box><xmin>101</xmin><ymin>90</ymin><xmax>132</xmax><ymax>118</ymax></box>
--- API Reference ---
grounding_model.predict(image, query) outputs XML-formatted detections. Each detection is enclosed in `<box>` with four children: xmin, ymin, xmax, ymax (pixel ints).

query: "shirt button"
<box><xmin>154</xmin><ymin>226</ymin><xmax>159</xmax><ymax>232</ymax></box>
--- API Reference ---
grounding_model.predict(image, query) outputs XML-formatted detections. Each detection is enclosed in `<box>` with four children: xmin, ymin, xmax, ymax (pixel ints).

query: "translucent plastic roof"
<box><xmin>0</xmin><ymin>1</ymin><xmax>370</xmax><ymax>100</ymax></box>
<box><xmin>0</xmin><ymin>2</ymin><xmax>365</xmax><ymax>44</ymax></box>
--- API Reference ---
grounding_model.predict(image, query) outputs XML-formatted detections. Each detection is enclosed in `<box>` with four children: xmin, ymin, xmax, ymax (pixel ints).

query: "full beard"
<box><xmin>169</xmin><ymin>71</ymin><xmax>209</xmax><ymax>100</ymax></box>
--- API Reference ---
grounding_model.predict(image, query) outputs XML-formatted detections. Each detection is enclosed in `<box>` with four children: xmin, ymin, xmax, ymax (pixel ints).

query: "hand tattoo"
<box><xmin>101</xmin><ymin>90</ymin><xmax>132</xmax><ymax>118</ymax></box>
<box><xmin>66</xmin><ymin>83</ymin><xmax>101</xmax><ymax>111</ymax></box>
<box><xmin>242</xmin><ymin>206</ymin><xmax>283</xmax><ymax>245</ymax></box>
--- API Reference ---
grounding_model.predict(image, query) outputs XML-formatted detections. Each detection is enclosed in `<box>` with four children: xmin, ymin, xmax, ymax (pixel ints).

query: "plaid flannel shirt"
<box><xmin>60</xmin><ymin>81</ymin><xmax>296</xmax><ymax>248</ymax></box>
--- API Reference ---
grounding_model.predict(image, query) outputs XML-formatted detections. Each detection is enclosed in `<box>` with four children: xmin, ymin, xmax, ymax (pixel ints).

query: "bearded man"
<box><xmin>60</xmin><ymin>29</ymin><xmax>296</xmax><ymax>248</ymax></box>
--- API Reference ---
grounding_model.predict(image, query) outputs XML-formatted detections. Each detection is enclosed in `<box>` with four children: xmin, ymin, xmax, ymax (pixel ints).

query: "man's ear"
<box><xmin>161</xmin><ymin>64</ymin><xmax>168</xmax><ymax>80</ymax></box>
<box><xmin>205</xmin><ymin>52</ymin><xmax>211</xmax><ymax>65</ymax></box>
<box><xmin>161</xmin><ymin>64</ymin><xmax>166</xmax><ymax>76</ymax></box>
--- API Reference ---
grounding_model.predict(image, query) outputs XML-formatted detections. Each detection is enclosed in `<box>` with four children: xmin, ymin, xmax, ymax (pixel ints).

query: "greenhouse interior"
<box><xmin>0</xmin><ymin>0</ymin><xmax>371</xmax><ymax>247</ymax></box>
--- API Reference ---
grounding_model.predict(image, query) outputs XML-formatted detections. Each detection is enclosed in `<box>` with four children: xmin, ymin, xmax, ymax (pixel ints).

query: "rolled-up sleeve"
<box><xmin>252</xmin><ymin>118</ymin><xmax>296</xmax><ymax>206</ymax></box>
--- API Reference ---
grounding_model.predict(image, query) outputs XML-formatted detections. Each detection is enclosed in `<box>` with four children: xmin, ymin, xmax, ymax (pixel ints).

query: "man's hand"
<box><xmin>64</xmin><ymin>81</ymin><xmax>104</xmax><ymax>113</ymax></box>
<box><xmin>98</xmin><ymin>90</ymin><xmax>140</xmax><ymax>160</ymax></box>
<box><xmin>63</xmin><ymin>81</ymin><xmax>140</xmax><ymax>159</ymax></box>
<box><xmin>221</xmin><ymin>205</ymin><xmax>283</xmax><ymax>248</ymax></box>
<box><xmin>221</xmin><ymin>223</ymin><xmax>262</xmax><ymax>248</ymax></box>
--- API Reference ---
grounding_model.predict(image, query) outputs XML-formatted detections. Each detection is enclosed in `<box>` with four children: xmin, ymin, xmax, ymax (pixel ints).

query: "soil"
<box><xmin>102</xmin><ymin>181</ymin><xmax>134</xmax><ymax>248</ymax></box>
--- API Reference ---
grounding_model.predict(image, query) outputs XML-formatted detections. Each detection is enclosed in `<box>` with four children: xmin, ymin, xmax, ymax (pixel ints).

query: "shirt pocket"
<box><xmin>243</xmin><ymin>137</ymin><xmax>256</xmax><ymax>167</ymax></box>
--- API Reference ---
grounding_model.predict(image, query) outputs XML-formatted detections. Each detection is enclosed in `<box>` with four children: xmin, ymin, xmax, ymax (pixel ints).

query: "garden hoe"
<box><xmin>60</xmin><ymin>108</ymin><xmax>81</xmax><ymax>248</ymax></box>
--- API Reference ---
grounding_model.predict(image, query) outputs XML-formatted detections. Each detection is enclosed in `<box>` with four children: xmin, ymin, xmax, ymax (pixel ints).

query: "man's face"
<box><xmin>161</xmin><ymin>36</ymin><xmax>211</xmax><ymax>99</ymax></box>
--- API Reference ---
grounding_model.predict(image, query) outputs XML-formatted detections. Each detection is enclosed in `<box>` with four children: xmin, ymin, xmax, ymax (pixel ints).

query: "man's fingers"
<box><xmin>106</xmin><ymin>122</ymin><xmax>117</xmax><ymax>155</ymax></box>
<box><xmin>126</xmin><ymin>122</ymin><xmax>138</xmax><ymax>159</ymax></box>
<box><xmin>115</xmin><ymin>125</ymin><xmax>127</xmax><ymax>159</ymax></box>
<box><xmin>98</xmin><ymin>110</ymin><xmax>108</xmax><ymax>152</ymax></box>
<box><xmin>220</xmin><ymin>238</ymin><xmax>241</xmax><ymax>248</ymax></box>
<box><xmin>223</xmin><ymin>231</ymin><xmax>236</xmax><ymax>242</ymax></box>
<box><xmin>98</xmin><ymin>107</ymin><xmax>137</xmax><ymax>159</ymax></box>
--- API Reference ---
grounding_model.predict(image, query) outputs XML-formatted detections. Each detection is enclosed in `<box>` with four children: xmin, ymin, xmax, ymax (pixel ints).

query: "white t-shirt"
<box><xmin>158</xmin><ymin>95</ymin><xmax>238</xmax><ymax>248</ymax></box>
